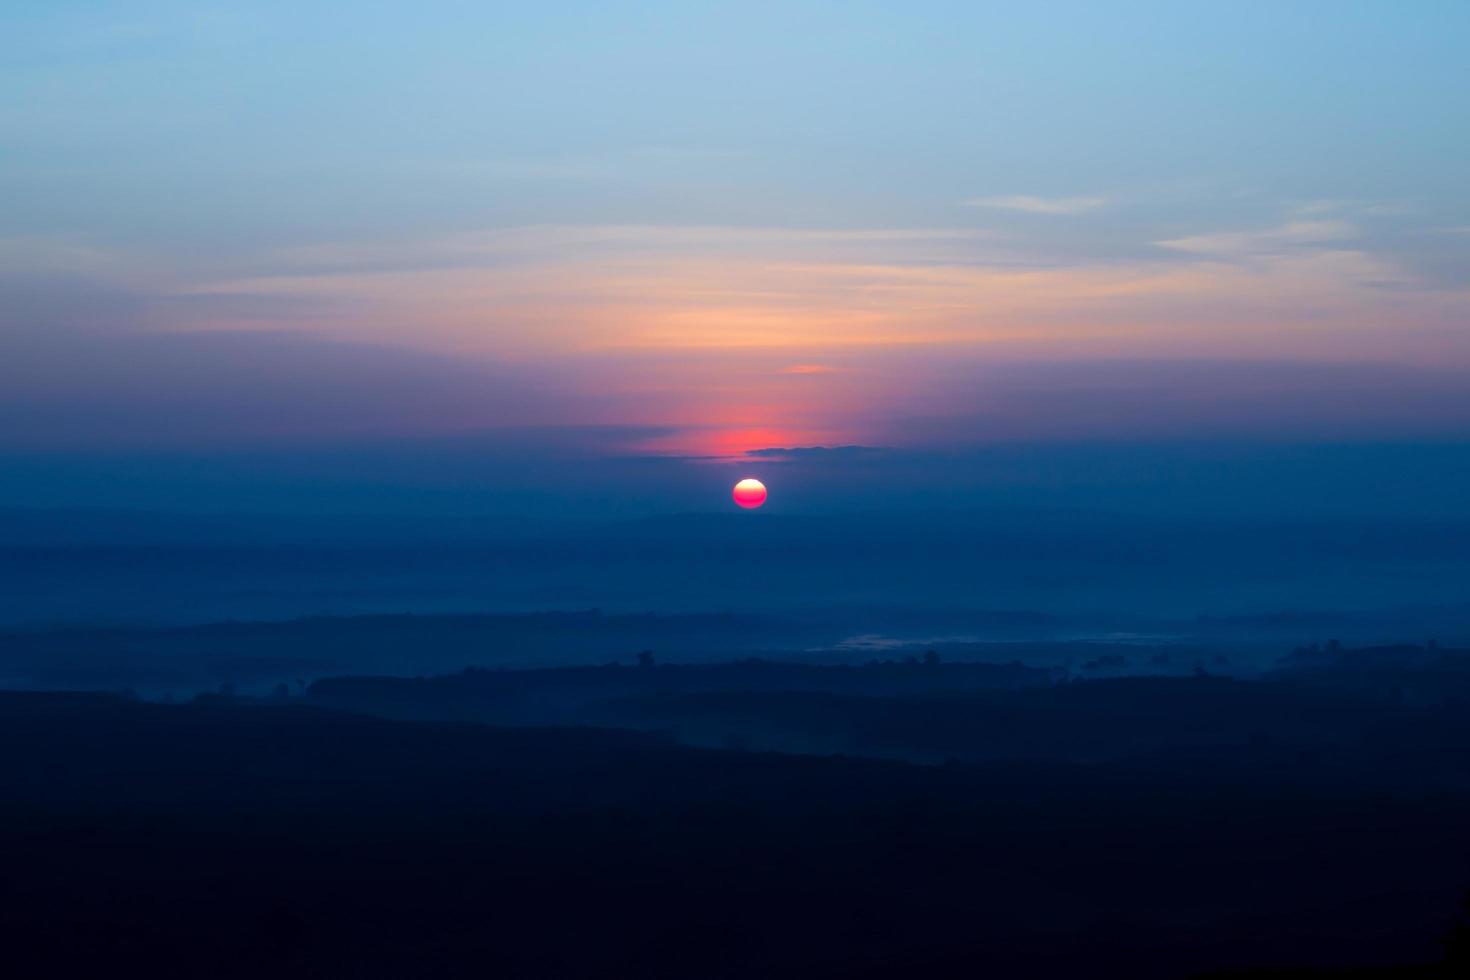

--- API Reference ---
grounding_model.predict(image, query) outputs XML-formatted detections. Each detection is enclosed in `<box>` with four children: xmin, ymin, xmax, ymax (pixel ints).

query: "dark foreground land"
<box><xmin>2</xmin><ymin>651</ymin><xmax>1470</xmax><ymax>979</ymax></box>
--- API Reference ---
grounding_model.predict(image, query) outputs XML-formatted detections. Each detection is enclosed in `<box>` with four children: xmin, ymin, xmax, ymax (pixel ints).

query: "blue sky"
<box><xmin>4</xmin><ymin>2</ymin><xmax>1470</xmax><ymax>484</ymax></box>
<box><xmin>8</xmin><ymin>2</ymin><xmax>1468</xmax><ymax>236</ymax></box>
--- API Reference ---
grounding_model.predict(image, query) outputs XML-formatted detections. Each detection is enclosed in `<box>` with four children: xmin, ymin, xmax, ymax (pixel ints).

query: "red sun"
<box><xmin>732</xmin><ymin>478</ymin><xmax>767</xmax><ymax>509</ymax></box>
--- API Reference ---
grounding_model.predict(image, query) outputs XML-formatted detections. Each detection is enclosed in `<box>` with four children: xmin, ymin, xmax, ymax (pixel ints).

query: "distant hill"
<box><xmin>0</xmin><ymin>611</ymin><xmax>837</xmax><ymax>691</ymax></box>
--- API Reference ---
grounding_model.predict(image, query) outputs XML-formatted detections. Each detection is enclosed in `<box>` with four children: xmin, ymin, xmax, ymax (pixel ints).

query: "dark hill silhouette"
<box><xmin>301</xmin><ymin>664</ymin><xmax>1470</xmax><ymax>787</ymax></box>
<box><xmin>0</xmin><ymin>691</ymin><xmax>1467</xmax><ymax>977</ymax></box>
<box><xmin>305</xmin><ymin>657</ymin><xmax>1052</xmax><ymax>726</ymax></box>
<box><xmin>0</xmin><ymin>611</ymin><xmax>836</xmax><ymax>691</ymax></box>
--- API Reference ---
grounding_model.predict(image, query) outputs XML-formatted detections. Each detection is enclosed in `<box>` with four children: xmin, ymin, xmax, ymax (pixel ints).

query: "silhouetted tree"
<box><xmin>923</xmin><ymin>650</ymin><xmax>941</xmax><ymax>667</ymax></box>
<box><xmin>637</xmin><ymin>650</ymin><xmax>655</xmax><ymax>668</ymax></box>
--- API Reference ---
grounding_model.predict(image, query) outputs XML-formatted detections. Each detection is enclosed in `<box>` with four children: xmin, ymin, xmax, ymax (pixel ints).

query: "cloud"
<box><xmin>0</xmin><ymin>327</ymin><xmax>610</xmax><ymax>450</ymax></box>
<box><xmin>874</xmin><ymin>358</ymin><xmax>1470</xmax><ymax>445</ymax></box>
<box><xmin>1156</xmin><ymin>220</ymin><xmax>1358</xmax><ymax>258</ymax></box>
<box><xmin>1287</xmin><ymin>200</ymin><xmax>1345</xmax><ymax>216</ymax></box>
<box><xmin>963</xmin><ymin>195</ymin><xmax>1108</xmax><ymax>215</ymax></box>
<box><xmin>117</xmin><ymin>213</ymin><xmax>1468</xmax><ymax>369</ymax></box>
<box><xmin>264</xmin><ymin>225</ymin><xmax>993</xmax><ymax>278</ymax></box>
<box><xmin>744</xmin><ymin>445</ymin><xmax>877</xmax><ymax>458</ymax></box>
<box><xmin>10</xmin><ymin>205</ymin><xmax>1470</xmax><ymax>458</ymax></box>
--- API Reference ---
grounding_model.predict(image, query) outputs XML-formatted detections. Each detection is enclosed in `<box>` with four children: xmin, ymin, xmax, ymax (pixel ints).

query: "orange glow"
<box><xmin>171</xmin><ymin>224</ymin><xmax>1457</xmax><ymax>369</ymax></box>
<box><xmin>147</xmin><ymin>222</ymin><xmax>1470</xmax><ymax>456</ymax></box>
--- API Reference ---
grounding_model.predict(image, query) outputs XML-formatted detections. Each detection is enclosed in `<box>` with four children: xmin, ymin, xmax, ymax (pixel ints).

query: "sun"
<box><xmin>732</xmin><ymin>478</ymin><xmax>767</xmax><ymax>509</ymax></box>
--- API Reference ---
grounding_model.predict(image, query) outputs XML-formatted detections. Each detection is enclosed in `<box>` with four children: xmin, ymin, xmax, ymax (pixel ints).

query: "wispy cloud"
<box><xmin>963</xmin><ymin>195</ymin><xmax>1108</xmax><ymax>215</ymax></box>
<box><xmin>158</xmin><ymin>213</ymin><xmax>1465</xmax><ymax>364</ymax></box>
<box><xmin>252</xmin><ymin>225</ymin><xmax>998</xmax><ymax>284</ymax></box>
<box><xmin>1287</xmin><ymin>200</ymin><xmax>1345</xmax><ymax>216</ymax></box>
<box><xmin>1156</xmin><ymin>220</ymin><xmax>1358</xmax><ymax>258</ymax></box>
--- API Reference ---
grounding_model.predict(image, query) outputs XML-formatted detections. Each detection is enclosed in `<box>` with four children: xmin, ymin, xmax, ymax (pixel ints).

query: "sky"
<box><xmin>4</xmin><ymin>2</ymin><xmax>1470</xmax><ymax>512</ymax></box>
